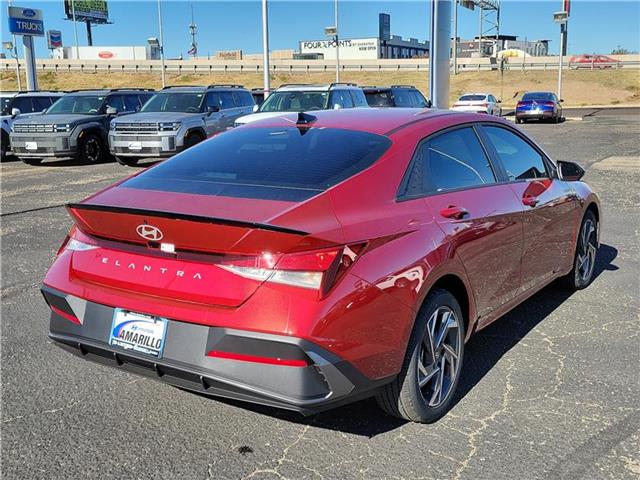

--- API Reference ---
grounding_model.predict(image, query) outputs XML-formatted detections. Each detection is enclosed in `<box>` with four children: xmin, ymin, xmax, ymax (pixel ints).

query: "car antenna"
<box><xmin>296</xmin><ymin>112</ymin><xmax>316</xmax><ymax>125</ymax></box>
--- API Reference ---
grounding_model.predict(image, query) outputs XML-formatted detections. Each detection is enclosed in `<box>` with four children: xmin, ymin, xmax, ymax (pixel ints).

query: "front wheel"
<box><xmin>184</xmin><ymin>132</ymin><xmax>204</xmax><ymax>150</ymax></box>
<box><xmin>79</xmin><ymin>133</ymin><xmax>105</xmax><ymax>163</ymax></box>
<box><xmin>562</xmin><ymin>211</ymin><xmax>598</xmax><ymax>290</ymax></box>
<box><xmin>376</xmin><ymin>288</ymin><xmax>465</xmax><ymax>423</ymax></box>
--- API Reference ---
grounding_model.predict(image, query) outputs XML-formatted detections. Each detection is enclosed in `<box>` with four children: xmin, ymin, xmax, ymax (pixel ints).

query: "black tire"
<box><xmin>1</xmin><ymin>131</ymin><xmax>9</xmax><ymax>161</ymax></box>
<box><xmin>562</xmin><ymin>210</ymin><xmax>598</xmax><ymax>290</ymax></box>
<box><xmin>516</xmin><ymin>118</ymin><xmax>522</xmax><ymax>124</ymax></box>
<box><xmin>184</xmin><ymin>132</ymin><xmax>204</xmax><ymax>150</ymax></box>
<box><xmin>115</xmin><ymin>156</ymin><xmax>139</xmax><ymax>166</ymax></box>
<box><xmin>79</xmin><ymin>132</ymin><xmax>105</xmax><ymax>163</ymax></box>
<box><xmin>21</xmin><ymin>157</ymin><xmax>43</xmax><ymax>165</ymax></box>
<box><xmin>376</xmin><ymin>288</ymin><xmax>465</xmax><ymax>423</ymax></box>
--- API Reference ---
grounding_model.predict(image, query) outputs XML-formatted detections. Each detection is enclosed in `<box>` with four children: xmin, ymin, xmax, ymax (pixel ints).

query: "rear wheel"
<box><xmin>115</xmin><ymin>156</ymin><xmax>139</xmax><ymax>167</ymax></box>
<box><xmin>563</xmin><ymin>211</ymin><xmax>598</xmax><ymax>290</ymax></box>
<box><xmin>1</xmin><ymin>131</ymin><xmax>9</xmax><ymax>161</ymax></box>
<box><xmin>376</xmin><ymin>288</ymin><xmax>465</xmax><ymax>423</ymax></box>
<box><xmin>516</xmin><ymin>118</ymin><xmax>523</xmax><ymax>124</ymax></box>
<box><xmin>79</xmin><ymin>133</ymin><xmax>104</xmax><ymax>163</ymax></box>
<box><xmin>21</xmin><ymin>157</ymin><xmax>43</xmax><ymax>165</ymax></box>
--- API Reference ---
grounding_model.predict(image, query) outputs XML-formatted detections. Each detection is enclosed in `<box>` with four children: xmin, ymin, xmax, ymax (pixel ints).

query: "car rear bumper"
<box><xmin>515</xmin><ymin>109</ymin><xmax>555</xmax><ymax>119</ymax></box>
<box><xmin>43</xmin><ymin>285</ymin><xmax>391</xmax><ymax>415</ymax></box>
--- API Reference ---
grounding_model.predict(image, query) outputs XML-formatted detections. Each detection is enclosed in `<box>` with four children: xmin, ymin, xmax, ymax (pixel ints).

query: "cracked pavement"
<box><xmin>1</xmin><ymin>108</ymin><xmax>639</xmax><ymax>479</ymax></box>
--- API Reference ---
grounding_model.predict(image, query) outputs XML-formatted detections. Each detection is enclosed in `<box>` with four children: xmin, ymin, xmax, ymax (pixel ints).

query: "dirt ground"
<box><xmin>1</xmin><ymin>68</ymin><xmax>638</xmax><ymax>107</ymax></box>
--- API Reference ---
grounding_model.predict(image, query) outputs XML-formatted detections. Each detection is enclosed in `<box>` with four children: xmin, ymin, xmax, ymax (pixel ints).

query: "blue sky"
<box><xmin>2</xmin><ymin>1</ymin><xmax>639</xmax><ymax>59</ymax></box>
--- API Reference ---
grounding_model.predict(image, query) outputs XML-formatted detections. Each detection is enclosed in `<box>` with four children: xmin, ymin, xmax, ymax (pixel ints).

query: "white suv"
<box><xmin>235</xmin><ymin>83</ymin><xmax>368</xmax><ymax>126</ymax></box>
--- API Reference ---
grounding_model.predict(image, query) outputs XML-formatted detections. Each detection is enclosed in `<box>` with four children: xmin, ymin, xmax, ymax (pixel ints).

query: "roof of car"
<box><xmin>239</xmin><ymin>107</ymin><xmax>505</xmax><ymax>137</ymax></box>
<box><xmin>14</xmin><ymin>90</ymin><xmax>65</xmax><ymax>97</ymax></box>
<box><xmin>275</xmin><ymin>83</ymin><xmax>361</xmax><ymax>92</ymax></box>
<box><xmin>460</xmin><ymin>93</ymin><xmax>490</xmax><ymax>96</ymax></box>
<box><xmin>160</xmin><ymin>84</ymin><xmax>248</xmax><ymax>92</ymax></box>
<box><xmin>362</xmin><ymin>85</ymin><xmax>418</xmax><ymax>91</ymax></box>
<box><xmin>66</xmin><ymin>88</ymin><xmax>154</xmax><ymax>95</ymax></box>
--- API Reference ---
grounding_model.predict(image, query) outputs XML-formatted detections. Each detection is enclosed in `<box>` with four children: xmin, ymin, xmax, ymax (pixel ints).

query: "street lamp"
<box><xmin>324</xmin><ymin>26</ymin><xmax>339</xmax><ymax>82</ymax></box>
<box><xmin>155</xmin><ymin>0</ymin><xmax>167</xmax><ymax>88</ymax></box>
<box><xmin>554</xmin><ymin>10</ymin><xmax>568</xmax><ymax>101</ymax></box>
<box><xmin>3</xmin><ymin>41</ymin><xmax>21</xmax><ymax>91</ymax></box>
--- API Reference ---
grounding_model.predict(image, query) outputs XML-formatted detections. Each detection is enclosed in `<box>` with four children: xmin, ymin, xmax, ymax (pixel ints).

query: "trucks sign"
<box><xmin>7</xmin><ymin>6</ymin><xmax>44</xmax><ymax>36</ymax></box>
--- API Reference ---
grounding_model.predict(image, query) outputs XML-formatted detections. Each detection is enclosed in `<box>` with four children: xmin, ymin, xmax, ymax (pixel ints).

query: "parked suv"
<box><xmin>109</xmin><ymin>85</ymin><xmax>255</xmax><ymax>166</ymax></box>
<box><xmin>234</xmin><ymin>83</ymin><xmax>368</xmax><ymax>126</ymax></box>
<box><xmin>10</xmin><ymin>89</ymin><xmax>153</xmax><ymax>165</ymax></box>
<box><xmin>362</xmin><ymin>85</ymin><xmax>431</xmax><ymax>108</ymax></box>
<box><xmin>1</xmin><ymin>90</ymin><xmax>64</xmax><ymax>160</ymax></box>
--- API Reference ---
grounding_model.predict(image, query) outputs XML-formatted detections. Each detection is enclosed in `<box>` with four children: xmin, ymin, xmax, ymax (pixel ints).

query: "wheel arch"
<box><xmin>428</xmin><ymin>274</ymin><xmax>473</xmax><ymax>341</ymax></box>
<box><xmin>185</xmin><ymin>126</ymin><xmax>206</xmax><ymax>140</ymax></box>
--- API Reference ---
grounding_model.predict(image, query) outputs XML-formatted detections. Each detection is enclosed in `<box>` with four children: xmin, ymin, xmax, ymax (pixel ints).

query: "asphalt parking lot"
<box><xmin>1</xmin><ymin>108</ymin><xmax>639</xmax><ymax>480</ymax></box>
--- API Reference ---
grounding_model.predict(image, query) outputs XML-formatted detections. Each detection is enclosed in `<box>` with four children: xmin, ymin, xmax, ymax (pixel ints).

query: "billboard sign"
<box><xmin>47</xmin><ymin>30</ymin><xmax>62</xmax><ymax>49</ymax></box>
<box><xmin>64</xmin><ymin>0</ymin><xmax>109</xmax><ymax>22</ymax></box>
<box><xmin>7</xmin><ymin>6</ymin><xmax>44</xmax><ymax>36</ymax></box>
<box><xmin>379</xmin><ymin>13</ymin><xmax>390</xmax><ymax>41</ymax></box>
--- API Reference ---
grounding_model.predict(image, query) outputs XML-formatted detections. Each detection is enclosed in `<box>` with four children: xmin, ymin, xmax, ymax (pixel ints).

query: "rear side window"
<box><xmin>233</xmin><ymin>91</ymin><xmax>254</xmax><ymax>107</ymax></box>
<box><xmin>330</xmin><ymin>90</ymin><xmax>354</xmax><ymax>109</ymax></box>
<box><xmin>219</xmin><ymin>92</ymin><xmax>235</xmax><ymax>109</ymax></box>
<box><xmin>105</xmin><ymin>95</ymin><xmax>125</xmax><ymax>112</ymax></box>
<box><xmin>411</xmin><ymin>90</ymin><xmax>429</xmax><ymax>108</ymax></box>
<box><xmin>33</xmin><ymin>96</ymin><xmax>54</xmax><ymax>111</ymax></box>
<box><xmin>392</xmin><ymin>89</ymin><xmax>415</xmax><ymax>107</ymax></box>
<box><xmin>483</xmin><ymin>126</ymin><xmax>547</xmax><ymax>181</ymax></box>
<box><xmin>350</xmin><ymin>89</ymin><xmax>369</xmax><ymax>107</ymax></box>
<box><xmin>402</xmin><ymin>127</ymin><xmax>496</xmax><ymax>196</ymax></box>
<box><xmin>365</xmin><ymin>91</ymin><xmax>394</xmax><ymax>107</ymax></box>
<box><xmin>123</xmin><ymin>127</ymin><xmax>391</xmax><ymax>202</ymax></box>
<box><xmin>123</xmin><ymin>95</ymin><xmax>140</xmax><ymax>112</ymax></box>
<box><xmin>206</xmin><ymin>92</ymin><xmax>221</xmax><ymax>109</ymax></box>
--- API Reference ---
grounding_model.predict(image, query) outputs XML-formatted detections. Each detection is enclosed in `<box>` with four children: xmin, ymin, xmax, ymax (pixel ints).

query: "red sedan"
<box><xmin>569</xmin><ymin>54</ymin><xmax>622</xmax><ymax>69</ymax></box>
<box><xmin>42</xmin><ymin>108</ymin><xmax>600</xmax><ymax>422</ymax></box>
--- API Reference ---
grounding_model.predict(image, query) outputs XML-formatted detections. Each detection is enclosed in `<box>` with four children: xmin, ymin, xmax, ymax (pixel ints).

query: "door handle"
<box><xmin>440</xmin><ymin>206</ymin><xmax>469</xmax><ymax>220</ymax></box>
<box><xmin>522</xmin><ymin>196</ymin><xmax>539</xmax><ymax>207</ymax></box>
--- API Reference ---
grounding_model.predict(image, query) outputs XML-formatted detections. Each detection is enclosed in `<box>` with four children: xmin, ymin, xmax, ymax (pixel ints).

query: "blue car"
<box><xmin>515</xmin><ymin>92</ymin><xmax>563</xmax><ymax>124</ymax></box>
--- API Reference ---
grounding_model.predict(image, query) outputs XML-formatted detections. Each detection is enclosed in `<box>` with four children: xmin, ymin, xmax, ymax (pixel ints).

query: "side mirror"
<box><xmin>497</xmin><ymin>99</ymin><xmax>502</xmax><ymax>103</ymax></box>
<box><xmin>207</xmin><ymin>105</ymin><xmax>220</xmax><ymax>114</ymax></box>
<box><xmin>558</xmin><ymin>160</ymin><xmax>585</xmax><ymax>182</ymax></box>
<box><xmin>559</xmin><ymin>99</ymin><xmax>564</xmax><ymax>103</ymax></box>
<box><xmin>333</xmin><ymin>103</ymin><xmax>342</xmax><ymax>110</ymax></box>
<box><xmin>106</xmin><ymin>106</ymin><xmax>118</xmax><ymax>116</ymax></box>
<box><xmin>252</xmin><ymin>104</ymin><xmax>259</xmax><ymax>113</ymax></box>
<box><xmin>11</xmin><ymin>107</ymin><xmax>21</xmax><ymax>117</ymax></box>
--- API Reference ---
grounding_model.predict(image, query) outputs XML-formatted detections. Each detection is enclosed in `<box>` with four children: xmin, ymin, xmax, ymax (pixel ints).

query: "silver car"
<box><xmin>109</xmin><ymin>85</ymin><xmax>255</xmax><ymax>166</ymax></box>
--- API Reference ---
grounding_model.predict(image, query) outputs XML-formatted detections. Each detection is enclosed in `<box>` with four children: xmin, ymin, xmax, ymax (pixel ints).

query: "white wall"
<box><xmin>299</xmin><ymin>38</ymin><xmax>379</xmax><ymax>60</ymax></box>
<box><xmin>55</xmin><ymin>46</ymin><xmax>151</xmax><ymax>61</ymax></box>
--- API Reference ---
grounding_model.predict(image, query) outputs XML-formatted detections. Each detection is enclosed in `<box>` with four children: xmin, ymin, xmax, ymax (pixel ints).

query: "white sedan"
<box><xmin>451</xmin><ymin>93</ymin><xmax>502</xmax><ymax>116</ymax></box>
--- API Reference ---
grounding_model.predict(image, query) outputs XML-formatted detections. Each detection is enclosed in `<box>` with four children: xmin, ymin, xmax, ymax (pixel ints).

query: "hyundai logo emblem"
<box><xmin>136</xmin><ymin>224</ymin><xmax>163</xmax><ymax>241</ymax></box>
<box><xmin>22</xmin><ymin>9</ymin><xmax>36</xmax><ymax>17</ymax></box>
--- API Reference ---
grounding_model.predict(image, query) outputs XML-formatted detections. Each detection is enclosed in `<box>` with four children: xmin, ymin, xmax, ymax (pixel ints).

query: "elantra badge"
<box><xmin>136</xmin><ymin>224</ymin><xmax>163</xmax><ymax>241</ymax></box>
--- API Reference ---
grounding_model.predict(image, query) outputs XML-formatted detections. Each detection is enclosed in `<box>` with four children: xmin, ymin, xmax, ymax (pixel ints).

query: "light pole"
<box><xmin>261</xmin><ymin>0</ymin><xmax>270</xmax><ymax>98</ymax></box>
<box><xmin>71</xmin><ymin>0</ymin><xmax>80</xmax><ymax>59</ymax></box>
<box><xmin>156</xmin><ymin>0</ymin><xmax>166</xmax><ymax>88</ymax></box>
<box><xmin>452</xmin><ymin>0</ymin><xmax>458</xmax><ymax>75</ymax></box>
<box><xmin>429</xmin><ymin>0</ymin><xmax>451</xmax><ymax>109</ymax></box>
<box><xmin>334</xmin><ymin>0</ymin><xmax>340</xmax><ymax>82</ymax></box>
<box><xmin>3</xmin><ymin>41</ymin><xmax>21</xmax><ymax>91</ymax></box>
<box><xmin>554</xmin><ymin>10</ymin><xmax>568</xmax><ymax>101</ymax></box>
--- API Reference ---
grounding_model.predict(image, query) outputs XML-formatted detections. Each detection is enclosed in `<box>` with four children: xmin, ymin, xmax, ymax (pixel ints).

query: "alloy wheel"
<box><xmin>417</xmin><ymin>306</ymin><xmax>462</xmax><ymax>408</ymax></box>
<box><xmin>576</xmin><ymin>218</ymin><xmax>597</xmax><ymax>284</ymax></box>
<box><xmin>84</xmin><ymin>137</ymin><xmax>101</xmax><ymax>162</ymax></box>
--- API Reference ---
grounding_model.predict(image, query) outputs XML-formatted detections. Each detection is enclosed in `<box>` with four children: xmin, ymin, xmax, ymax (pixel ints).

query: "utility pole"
<box><xmin>261</xmin><ymin>0</ymin><xmax>271</xmax><ymax>98</ymax></box>
<box><xmin>554</xmin><ymin>3</ymin><xmax>569</xmax><ymax>101</ymax></box>
<box><xmin>429</xmin><ymin>0</ymin><xmax>451</xmax><ymax>109</ymax></box>
<box><xmin>71</xmin><ymin>0</ymin><xmax>80</xmax><ymax>59</ymax></box>
<box><xmin>157</xmin><ymin>0</ymin><xmax>166</xmax><ymax>88</ymax></box>
<box><xmin>334</xmin><ymin>0</ymin><xmax>340</xmax><ymax>82</ymax></box>
<box><xmin>453</xmin><ymin>0</ymin><xmax>458</xmax><ymax>75</ymax></box>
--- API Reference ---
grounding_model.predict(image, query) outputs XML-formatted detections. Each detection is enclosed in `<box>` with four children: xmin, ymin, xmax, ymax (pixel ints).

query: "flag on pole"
<box><xmin>187</xmin><ymin>44</ymin><xmax>197</xmax><ymax>56</ymax></box>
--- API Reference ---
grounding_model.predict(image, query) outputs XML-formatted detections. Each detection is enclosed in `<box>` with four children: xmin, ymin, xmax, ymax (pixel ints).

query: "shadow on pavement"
<box><xmin>202</xmin><ymin>244</ymin><xmax>619</xmax><ymax>437</ymax></box>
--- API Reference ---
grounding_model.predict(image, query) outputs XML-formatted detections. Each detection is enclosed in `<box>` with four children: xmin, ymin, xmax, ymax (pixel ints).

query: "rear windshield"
<box><xmin>459</xmin><ymin>95</ymin><xmax>486</xmax><ymax>101</ymax></box>
<box><xmin>522</xmin><ymin>92</ymin><xmax>555</xmax><ymax>101</ymax></box>
<box><xmin>365</xmin><ymin>91</ymin><xmax>394</xmax><ymax>107</ymax></box>
<box><xmin>123</xmin><ymin>127</ymin><xmax>391</xmax><ymax>202</ymax></box>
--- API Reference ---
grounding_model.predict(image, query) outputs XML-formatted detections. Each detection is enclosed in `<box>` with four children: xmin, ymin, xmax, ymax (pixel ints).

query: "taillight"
<box><xmin>517</xmin><ymin>101</ymin><xmax>525</xmax><ymax>107</ymax></box>
<box><xmin>218</xmin><ymin>245</ymin><xmax>363</xmax><ymax>294</ymax></box>
<box><xmin>543</xmin><ymin>101</ymin><xmax>555</xmax><ymax>107</ymax></box>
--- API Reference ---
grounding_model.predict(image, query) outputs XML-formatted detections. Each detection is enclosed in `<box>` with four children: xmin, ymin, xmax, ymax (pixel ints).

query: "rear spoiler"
<box><xmin>66</xmin><ymin>203</ymin><xmax>308</xmax><ymax>236</ymax></box>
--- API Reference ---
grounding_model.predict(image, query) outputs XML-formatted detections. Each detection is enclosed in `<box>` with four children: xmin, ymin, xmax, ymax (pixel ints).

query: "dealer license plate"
<box><xmin>25</xmin><ymin>142</ymin><xmax>38</xmax><ymax>150</ymax></box>
<box><xmin>128</xmin><ymin>141</ymin><xmax>142</xmax><ymax>151</ymax></box>
<box><xmin>109</xmin><ymin>309</ymin><xmax>168</xmax><ymax>358</ymax></box>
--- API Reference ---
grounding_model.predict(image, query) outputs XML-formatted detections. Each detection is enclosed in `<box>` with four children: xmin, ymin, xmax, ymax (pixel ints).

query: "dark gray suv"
<box><xmin>10</xmin><ymin>88</ymin><xmax>153</xmax><ymax>165</ymax></box>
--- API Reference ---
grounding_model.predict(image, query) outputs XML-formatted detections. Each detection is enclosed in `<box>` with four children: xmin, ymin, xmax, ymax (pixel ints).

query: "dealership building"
<box><xmin>299</xmin><ymin>13</ymin><xmax>429</xmax><ymax>60</ymax></box>
<box><xmin>457</xmin><ymin>35</ymin><xmax>550</xmax><ymax>57</ymax></box>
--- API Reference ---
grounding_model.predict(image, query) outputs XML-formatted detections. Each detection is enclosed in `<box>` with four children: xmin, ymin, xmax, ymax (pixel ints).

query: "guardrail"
<box><xmin>1</xmin><ymin>60</ymin><xmax>638</xmax><ymax>75</ymax></box>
